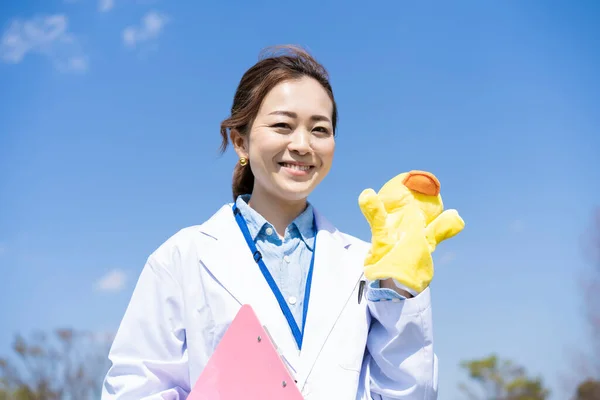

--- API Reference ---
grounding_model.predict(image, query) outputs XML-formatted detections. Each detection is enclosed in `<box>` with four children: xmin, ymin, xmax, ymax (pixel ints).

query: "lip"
<box><xmin>278</xmin><ymin>161</ymin><xmax>315</xmax><ymax>177</ymax></box>
<box><xmin>278</xmin><ymin>161</ymin><xmax>314</xmax><ymax>167</ymax></box>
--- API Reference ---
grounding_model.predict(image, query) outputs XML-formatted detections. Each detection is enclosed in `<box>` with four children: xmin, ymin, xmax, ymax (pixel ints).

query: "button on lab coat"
<box><xmin>102</xmin><ymin>204</ymin><xmax>438</xmax><ymax>399</ymax></box>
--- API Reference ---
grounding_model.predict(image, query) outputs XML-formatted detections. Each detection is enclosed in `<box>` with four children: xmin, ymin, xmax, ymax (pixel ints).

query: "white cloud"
<box><xmin>99</xmin><ymin>0</ymin><xmax>115</xmax><ymax>12</ymax></box>
<box><xmin>0</xmin><ymin>14</ymin><xmax>88</xmax><ymax>73</ymax></box>
<box><xmin>123</xmin><ymin>11</ymin><xmax>168</xmax><ymax>49</ymax></box>
<box><xmin>95</xmin><ymin>269</ymin><xmax>127</xmax><ymax>292</ymax></box>
<box><xmin>67</xmin><ymin>56</ymin><xmax>88</xmax><ymax>72</ymax></box>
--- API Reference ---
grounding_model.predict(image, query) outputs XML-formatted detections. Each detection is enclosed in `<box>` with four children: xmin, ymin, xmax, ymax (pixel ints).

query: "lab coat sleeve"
<box><xmin>101</xmin><ymin>253</ymin><xmax>190</xmax><ymax>399</ymax></box>
<box><xmin>366</xmin><ymin>287</ymin><xmax>438</xmax><ymax>400</ymax></box>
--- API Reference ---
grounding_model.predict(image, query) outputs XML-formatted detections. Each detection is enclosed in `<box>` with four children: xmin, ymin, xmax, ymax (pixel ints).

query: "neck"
<box><xmin>248</xmin><ymin>188</ymin><xmax>308</xmax><ymax>237</ymax></box>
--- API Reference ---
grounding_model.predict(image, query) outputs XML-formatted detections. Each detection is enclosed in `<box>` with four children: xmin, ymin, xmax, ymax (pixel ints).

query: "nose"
<box><xmin>287</xmin><ymin>128</ymin><xmax>311</xmax><ymax>155</ymax></box>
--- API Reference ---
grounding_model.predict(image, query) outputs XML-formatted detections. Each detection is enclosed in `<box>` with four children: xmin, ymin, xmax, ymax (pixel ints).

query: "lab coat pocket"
<box><xmin>333</xmin><ymin>303</ymin><xmax>370</xmax><ymax>372</ymax></box>
<box><xmin>337</xmin><ymin>329</ymin><xmax>366</xmax><ymax>372</ymax></box>
<box><xmin>211</xmin><ymin>321</ymin><xmax>231</xmax><ymax>350</ymax></box>
<box><xmin>210</xmin><ymin>304</ymin><xmax>239</xmax><ymax>350</ymax></box>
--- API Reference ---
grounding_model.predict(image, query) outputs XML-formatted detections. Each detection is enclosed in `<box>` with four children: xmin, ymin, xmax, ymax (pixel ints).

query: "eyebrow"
<box><xmin>268</xmin><ymin>110</ymin><xmax>331</xmax><ymax>123</ymax></box>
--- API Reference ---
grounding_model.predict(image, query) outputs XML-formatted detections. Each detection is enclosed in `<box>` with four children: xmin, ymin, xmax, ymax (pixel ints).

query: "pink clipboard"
<box><xmin>188</xmin><ymin>304</ymin><xmax>304</xmax><ymax>400</ymax></box>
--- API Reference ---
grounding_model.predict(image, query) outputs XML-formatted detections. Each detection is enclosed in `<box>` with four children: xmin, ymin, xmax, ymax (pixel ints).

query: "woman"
<box><xmin>102</xmin><ymin>46</ymin><xmax>437</xmax><ymax>400</ymax></box>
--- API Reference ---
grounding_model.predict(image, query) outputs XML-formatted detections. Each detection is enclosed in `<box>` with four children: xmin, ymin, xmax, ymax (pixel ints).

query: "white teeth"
<box><xmin>282</xmin><ymin>163</ymin><xmax>311</xmax><ymax>171</ymax></box>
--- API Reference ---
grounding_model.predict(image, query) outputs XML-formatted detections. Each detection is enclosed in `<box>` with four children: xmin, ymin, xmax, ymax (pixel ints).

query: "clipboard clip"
<box><xmin>262</xmin><ymin>325</ymin><xmax>298</xmax><ymax>383</ymax></box>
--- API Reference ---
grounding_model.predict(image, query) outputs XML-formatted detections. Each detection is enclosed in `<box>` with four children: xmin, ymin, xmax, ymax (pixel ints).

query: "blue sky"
<box><xmin>1</xmin><ymin>0</ymin><xmax>599</xmax><ymax>398</ymax></box>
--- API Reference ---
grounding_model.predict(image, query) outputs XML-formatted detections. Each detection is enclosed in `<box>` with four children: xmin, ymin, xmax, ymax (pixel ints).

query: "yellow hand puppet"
<box><xmin>358</xmin><ymin>170</ymin><xmax>465</xmax><ymax>294</ymax></box>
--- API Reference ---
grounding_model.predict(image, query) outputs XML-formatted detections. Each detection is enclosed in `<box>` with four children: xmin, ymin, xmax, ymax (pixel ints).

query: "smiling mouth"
<box><xmin>278</xmin><ymin>162</ymin><xmax>314</xmax><ymax>172</ymax></box>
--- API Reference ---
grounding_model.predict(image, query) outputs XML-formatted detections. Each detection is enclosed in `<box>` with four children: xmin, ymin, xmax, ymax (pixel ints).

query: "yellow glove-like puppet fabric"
<box><xmin>358</xmin><ymin>170</ymin><xmax>465</xmax><ymax>294</ymax></box>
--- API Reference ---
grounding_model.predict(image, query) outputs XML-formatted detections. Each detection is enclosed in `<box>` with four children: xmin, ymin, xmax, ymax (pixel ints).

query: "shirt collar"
<box><xmin>235</xmin><ymin>194</ymin><xmax>315</xmax><ymax>250</ymax></box>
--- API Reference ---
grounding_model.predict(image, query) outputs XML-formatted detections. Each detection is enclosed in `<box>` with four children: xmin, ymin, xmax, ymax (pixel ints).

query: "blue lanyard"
<box><xmin>232</xmin><ymin>204</ymin><xmax>316</xmax><ymax>350</ymax></box>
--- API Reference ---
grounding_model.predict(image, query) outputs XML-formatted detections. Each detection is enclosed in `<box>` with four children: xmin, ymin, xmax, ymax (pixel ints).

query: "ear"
<box><xmin>230</xmin><ymin>129</ymin><xmax>248</xmax><ymax>159</ymax></box>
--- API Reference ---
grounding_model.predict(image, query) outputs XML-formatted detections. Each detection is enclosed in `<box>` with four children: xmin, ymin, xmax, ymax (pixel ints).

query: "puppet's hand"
<box><xmin>425</xmin><ymin>209</ymin><xmax>465</xmax><ymax>252</ymax></box>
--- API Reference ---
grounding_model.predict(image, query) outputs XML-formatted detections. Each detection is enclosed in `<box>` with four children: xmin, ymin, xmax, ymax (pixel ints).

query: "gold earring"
<box><xmin>239</xmin><ymin>157</ymin><xmax>248</xmax><ymax>166</ymax></box>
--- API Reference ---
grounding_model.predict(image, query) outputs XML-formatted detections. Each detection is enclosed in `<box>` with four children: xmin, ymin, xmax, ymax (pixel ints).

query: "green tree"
<box><xmin>0</xmin><ymin>328</ymin><xmax>113</xmax><ymax>400</ymax></box>
<box><xmin>581</xmin><ymin>208</ymin><xmax>600</xmax><ymax>375</ymax></box>
<box><xmin>459</xmin><ymin>354</ymin><xmax>550</xmax><ymax>400</ymax></box>
<box><xmin>575</xmin><ymin>378</ymin><xmax>600</xmax><ymax>400</ymax></box>
<box><xmin>567</xmin><ymin>208</ymin><xmax>600</xmax><ymax>399</ymax></box>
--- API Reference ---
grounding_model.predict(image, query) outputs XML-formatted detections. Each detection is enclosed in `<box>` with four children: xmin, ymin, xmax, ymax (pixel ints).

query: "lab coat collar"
<box><xmin>197</xmin><ymin>203</ymin><xmax>364</xmax><ymax>389</ymax></box>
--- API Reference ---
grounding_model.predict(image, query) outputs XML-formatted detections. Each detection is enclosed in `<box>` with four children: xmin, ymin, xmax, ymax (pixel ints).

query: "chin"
<box><xmin>261</xmin><ymin>172</ymin><xmax>326</xmax><ymax>202</ymax></box>
<box><xmin>284</xmin><ymin>192</ymin><xmax>313</xmax><ymax>202</ymax></box>
<box><xmin>274</xmin><ymin>183</ymin><xmax>316</xmax><ymax>202</ymax></box>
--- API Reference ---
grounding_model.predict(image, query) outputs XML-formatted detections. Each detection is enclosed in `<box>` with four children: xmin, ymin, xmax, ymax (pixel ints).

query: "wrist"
<box><xmin>380</xmin><ymin>278</ymin><xmax>415</xmax><ymax>298</ymax></box>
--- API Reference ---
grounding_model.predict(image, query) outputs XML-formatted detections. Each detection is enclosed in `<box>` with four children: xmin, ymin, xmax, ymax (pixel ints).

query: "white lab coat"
<box><xmin>102</xmin><ymin>204</ymin><xmax>438</xmax><ymax>400</ymax></box>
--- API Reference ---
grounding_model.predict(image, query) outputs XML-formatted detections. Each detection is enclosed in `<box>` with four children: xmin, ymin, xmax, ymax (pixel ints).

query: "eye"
<box><xmin>272</xmin><ymin>122</ymin><xmax>291</xmax><ymax>130</ymax></box>
<box><xmin>313</xmin><ymin>126</ymin><xmax>331</xmax><ymax>135</ymax></box>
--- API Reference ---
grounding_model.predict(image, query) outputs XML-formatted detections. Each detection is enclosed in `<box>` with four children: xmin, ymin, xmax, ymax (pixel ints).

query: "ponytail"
<box><xmin>231</xmin><ymin>161</ymin><xmax>254</xmax><ymax>201</ymax></box>
<box><xmin>219</xmin><ymin>121</ymin><xmax>255</xmax><ymax>201</ymax></box>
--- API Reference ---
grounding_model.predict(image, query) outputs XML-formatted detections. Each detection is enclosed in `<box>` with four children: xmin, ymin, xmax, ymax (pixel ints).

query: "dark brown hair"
<box><xmin>219</xmin><ymin>45</ymin><xmax>338</xmax><ymax>201</ymax></box>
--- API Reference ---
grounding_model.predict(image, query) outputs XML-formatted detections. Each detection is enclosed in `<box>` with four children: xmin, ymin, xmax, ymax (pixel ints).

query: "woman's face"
<box><xmin>233</xmin><ymin>76</ymin><xmax>335</xmax><ymax>203</ymax></box>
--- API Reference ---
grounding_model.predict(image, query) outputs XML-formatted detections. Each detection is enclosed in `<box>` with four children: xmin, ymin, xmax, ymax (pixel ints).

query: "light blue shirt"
<box><xmin>234</xmin><ymin>195</ymin><xmax>403</xmax><ymax>329</ymax></box>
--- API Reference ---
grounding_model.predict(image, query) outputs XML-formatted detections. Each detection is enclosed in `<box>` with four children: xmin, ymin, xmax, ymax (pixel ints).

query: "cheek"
<box><xmin>249</xmin><ymin>132</ymin><xmax>284</xmax><ymax>162</ymax></box>
<box><xmin>317</xmin><ymin>139</ymin><xmax>335</xmax><ymax>164</ymax></box>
